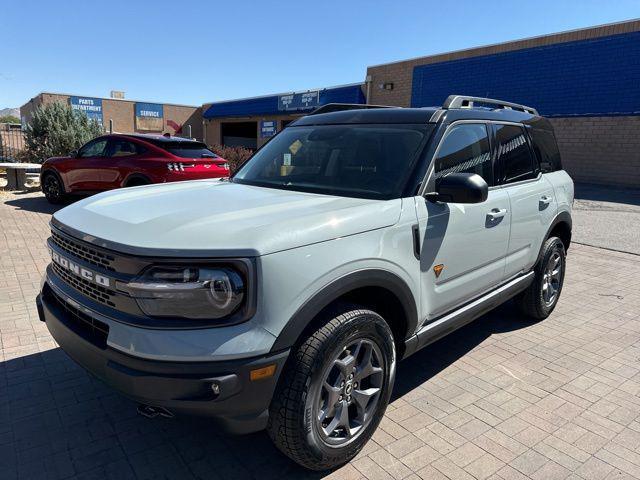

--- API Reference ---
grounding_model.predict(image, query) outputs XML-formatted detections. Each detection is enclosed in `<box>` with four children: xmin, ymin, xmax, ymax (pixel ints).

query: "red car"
<box><xmin>40</xmin><ymin>134</ymin><xmax>230</xmax><ymax>203</ymax></box>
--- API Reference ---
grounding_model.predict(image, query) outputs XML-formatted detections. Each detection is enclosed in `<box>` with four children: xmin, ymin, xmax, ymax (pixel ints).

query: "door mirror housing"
<box><xmin>425</xmin><ymin>173</ymin><xmax>488</xmax><ymax>204</ymax></box>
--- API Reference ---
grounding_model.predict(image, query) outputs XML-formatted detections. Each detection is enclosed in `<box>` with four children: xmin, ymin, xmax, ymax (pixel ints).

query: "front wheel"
<box><xmin>516</xmin><ymin>236</ymin><xmax>566</xmax><ymax>320</ymax></box>
<box><xmin>268</xmin><ymin>305</ymin><xmax>395</xmax><ymax>471</ymax></box>
<box><xmin>42</xmin><ymin>173</ymin><xmax>66</xmax><ymax>204</ymax></box>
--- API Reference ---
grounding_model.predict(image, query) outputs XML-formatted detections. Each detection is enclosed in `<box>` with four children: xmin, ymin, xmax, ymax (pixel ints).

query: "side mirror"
<box><xmin>69</xmin><ymin>150</ymin><xmax>78</xmax><ymax>158</ymax></box>
<box><xmin>425</xmin><ymin>173</ymin><xmax>488</xmax><ymax>204</ymax></box>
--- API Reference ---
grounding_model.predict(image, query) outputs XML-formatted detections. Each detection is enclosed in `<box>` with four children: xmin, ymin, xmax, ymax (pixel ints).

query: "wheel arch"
<box><xmin>270</xmin><ymin>269</ymin><xmax>418</xmax><ymax>358</ymax></box>
<box><xmin>546</xmin><ymin>211</ymin><xmax>572</xmax><ymax>251</ymax></box>
<box><xmin>40</xmin><ymin>167</ymin><xmax>66</xmax><ymax>193</ymax></box>
<box><xmin>123</xmin><ymin>173</ymin><xmax>152</xmax><ymax>187</ymax></box>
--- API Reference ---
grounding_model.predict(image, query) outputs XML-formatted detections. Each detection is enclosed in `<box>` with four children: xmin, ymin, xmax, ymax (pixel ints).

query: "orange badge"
<box><xmin>433</xmin><ymin>264</ymin><xmax>444</xmax><ymax>278</ymax></box>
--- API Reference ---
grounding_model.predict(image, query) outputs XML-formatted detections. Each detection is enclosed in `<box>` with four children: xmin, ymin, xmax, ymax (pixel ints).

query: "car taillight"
<box><xmin>167</xmin><ymin>162</ymin><xmax>185</xmax><ymax>171</ymax></box>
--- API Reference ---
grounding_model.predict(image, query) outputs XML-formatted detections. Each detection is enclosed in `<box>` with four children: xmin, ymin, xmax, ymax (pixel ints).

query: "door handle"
<box><xmin>539</xmin><ymin>195</ymin><xmax>552</xmax><ymax>205</ymax></box>
<box><xmin>486</xmin><ymin>208</ymin><xmax>508</xmax><ymax>221</ymax></box>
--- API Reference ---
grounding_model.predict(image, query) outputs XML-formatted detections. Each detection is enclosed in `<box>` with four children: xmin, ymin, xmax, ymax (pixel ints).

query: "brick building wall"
<box><xmin>366</xmin><ymin>20</ymin><xmax>640</xmax><ymax>187</ymax></box>
<box><xmin>20</xmin><ymin>93</ymin><xmax>203</xmax><ymax>140</ymax></box>
<box><xmin>550</xmin><ymin>116</ymin><xmax>640</xmax><ymax>186</ymax></box>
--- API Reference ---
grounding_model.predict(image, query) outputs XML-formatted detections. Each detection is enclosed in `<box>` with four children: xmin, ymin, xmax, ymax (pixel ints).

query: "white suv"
<box><xmin>37</xmin><ymin>96</ymin><xmax>573</xmax><ymax>470</ymax></box>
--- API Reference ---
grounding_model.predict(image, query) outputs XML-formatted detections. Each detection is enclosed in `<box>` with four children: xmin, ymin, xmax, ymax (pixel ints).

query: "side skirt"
<box><xmin>402</xmin><ymin>271</ymin><xmax>534</xmax><ymax>359</ymax></box>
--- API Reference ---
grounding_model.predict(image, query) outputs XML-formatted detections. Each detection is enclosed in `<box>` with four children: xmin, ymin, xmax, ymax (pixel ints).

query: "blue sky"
<box><xmin>1</xmin><ymin>0</ymin><xmax>639</xmax><ymax>109</ymax></box>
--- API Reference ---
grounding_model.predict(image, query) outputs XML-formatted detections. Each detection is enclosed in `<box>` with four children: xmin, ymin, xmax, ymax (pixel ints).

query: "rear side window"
<box><xmin>157</xmin><ymin>141</ymin><xmax>218</xmax><ymax>159</ymax></box>
<box><xmin>495</xmin><ymin>124</ymin><xmax>537</xmax><ymax>183</ymax></box>
<box><xmin>434</xmin><ymin>123</ymin><xmax>493</xmax><ymax>186</ymax></box>
<box><xmin>529</xmin><ymin>128</ymin><xmax>562</xmax><ymax>173</ymax></box>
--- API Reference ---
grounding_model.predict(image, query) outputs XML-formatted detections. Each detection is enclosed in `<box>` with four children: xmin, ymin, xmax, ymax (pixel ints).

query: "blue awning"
<box><xmin>204</xmin><ymin>84</ymin><xmax>365</xmax><ymax>119</ymax></box>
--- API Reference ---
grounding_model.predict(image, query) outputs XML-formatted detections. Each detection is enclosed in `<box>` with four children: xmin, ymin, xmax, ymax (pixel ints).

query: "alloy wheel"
<box><xmin>44</xmin><ymin>176</ymin><xmax>60</xmax><ymax>198</ymax></box>
<box><xmin>316</xmin><ymin>338</ymin><xmax>384</xmax><ymax>446</ymax></box>
<box><xmin>542</xmin><ymin>249</ymin><xmax>563</xmax><ymax>306</ymax></box>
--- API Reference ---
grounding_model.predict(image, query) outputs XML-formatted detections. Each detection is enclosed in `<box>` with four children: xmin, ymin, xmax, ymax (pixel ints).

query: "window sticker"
<box><xmin>289</xmin><ymin>140</ymin><xmax>303</xmax><ymax>155</ymax></box>
<box><xmin>283</xmin><ymin>153</ymin><xmax>292</xmax><ymax>166</ymax></box>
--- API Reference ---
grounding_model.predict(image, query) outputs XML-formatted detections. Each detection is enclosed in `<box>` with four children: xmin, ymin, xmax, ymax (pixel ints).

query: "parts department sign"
<box><xmin>70</xmin><ymin>97</ymin><xmax>103</xmax><ymax>125</ymax></box>
<box><xmin>278</xmin><ymin>91</ymin><xmax>319</xmax><ymax>111</ymax></box>
<box><xmin>135</xmin><ymin>103</ymin><xmax>164</xmax><ymax>131</ymax></box>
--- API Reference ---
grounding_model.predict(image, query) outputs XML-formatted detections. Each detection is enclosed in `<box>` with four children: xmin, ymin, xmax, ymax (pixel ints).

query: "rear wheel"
<box><xmin>516</xmin><ymin>237</ymin><xmax>566</xmax><ymax>320</ymax></box>
<box><xmin>42</xmin><ymin>173</ymin><xmax>65</xmax><ymax>204</ymax></box>
<box><xmin>268</xmin><ymin>305</ymin><xmax>395</xmax><ymax>470</ymax></box>
<box><xmin>124</xmin><ymin>176</ymin><xmax>150</xmax><ymax>188</ymax></box>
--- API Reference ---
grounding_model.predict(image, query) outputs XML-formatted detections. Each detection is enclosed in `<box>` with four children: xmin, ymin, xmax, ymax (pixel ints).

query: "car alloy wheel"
<box><xmin>542</xmin><ymin>248</ymin><xmax>563</xmax><ymax>306</ymax></box>
<box><xmin>315</xmin><ymin>338</ymin><xmax>384</xmax><ymax>446</ymax></box>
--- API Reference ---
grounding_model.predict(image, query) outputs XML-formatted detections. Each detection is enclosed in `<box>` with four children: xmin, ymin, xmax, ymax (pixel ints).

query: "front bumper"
<box><xmin>37</xmin><ymin>286</ymin><xmax>288</xmax><ymax>434</ymax></box>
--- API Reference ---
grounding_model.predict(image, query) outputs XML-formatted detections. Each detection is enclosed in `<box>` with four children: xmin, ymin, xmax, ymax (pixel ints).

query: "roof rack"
<box><xmin>308</xmin><ymin>103</ymin><xmax>395</xmax><ymax>115</ymax></box>
<box><xmin>443</xmin><ymin>95</ymin><xmax>538</xmax><ymax>115</ymax></box>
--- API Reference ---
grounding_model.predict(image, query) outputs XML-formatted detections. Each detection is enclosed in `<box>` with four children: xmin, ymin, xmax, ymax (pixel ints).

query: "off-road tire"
<box><xmin>516</xmin><ymin>236</ymin><xmax>566</xmax><ymax>320</ymax></box>
<box><xmin>42</xmin><ymin>172</ymin><xmax>66</xmax><ymax>204</ymax></box>
<box><xmin>267</xmin><ymin>304</ymin><xmax>396</xmax><ymax>471</ymax></box>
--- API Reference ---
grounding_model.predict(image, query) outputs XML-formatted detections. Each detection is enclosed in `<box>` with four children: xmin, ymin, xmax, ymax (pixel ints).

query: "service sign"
<box><xmin>70</xmin><ymin>97</ymin><xmax>103</xmax><ymax>125</ymax></box>
<box><xmin>135</xmin><ymin>103</ymin><xmax>164</xmax><ymax>131</ymax></box>
<box><xmin>278</xmin><ymin>91</ymin><xmax>320</xmax><ymax>111</ymax></box>
<box><xmin>260</xmin><ymin>120</ymin><xmax>277</xmax><ymax>138</ymax></box>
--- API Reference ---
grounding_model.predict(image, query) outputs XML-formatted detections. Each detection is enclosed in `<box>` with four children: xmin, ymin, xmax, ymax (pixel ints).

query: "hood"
<box><xmin>53</xmin><ymin>180</ymin><xmax>402</xmax><ymax>256</ymax></box>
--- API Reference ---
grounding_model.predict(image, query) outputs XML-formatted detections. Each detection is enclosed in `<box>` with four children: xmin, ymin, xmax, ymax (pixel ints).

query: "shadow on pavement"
<box><xmin>0</xmin><ymin>302</ymin><xmax>534</xmax><ymax>479</ymax></box>
<box><xmin>4</xmin><ymin>194</ymin><xmax>66</xmax><ymax>215</ymax></box>
<box><xmin>574</xmin><ymin>182</ymin><xmax>640</xmax><ymax>207</ymax></box>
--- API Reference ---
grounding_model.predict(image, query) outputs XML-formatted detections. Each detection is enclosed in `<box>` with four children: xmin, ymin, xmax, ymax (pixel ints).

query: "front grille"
<box><xmin>45</xmin><ymin>285</ymin><xmax>109</xmax><ymax>348</ymax></box>
<box><xmin>52</xmin><ymin>262</ymin><xmax>116</xmax><ymax>307</ymax></box>
<box><xmin>51</xmin><ymin>231</ymin><xmax>116</xmax><ymax>272</ymax></box>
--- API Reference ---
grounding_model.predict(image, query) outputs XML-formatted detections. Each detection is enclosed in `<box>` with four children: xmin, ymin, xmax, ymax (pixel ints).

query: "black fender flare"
<box><xmin>545</xmin><ymin>210</ymin><xmax>572</xmax><ymax>245</ymax></box>
<box><xmin>40</xmin><ymin>168</ymin><xmax>66</xmax><ymax>193</ymax></box>
<box><xmin>536</xmin><ymin>211</ymin><xmax>572</xmax><ymax>264</ymax></box>
<box><xmin>122</xmin><ymin>173</ymin><xmax>152</xmax><ymax>187</ymax></box>
<box><xmin>270</xmin><ymin>269</ymin><xmax>418</xmax><ymax>352</ymax></box>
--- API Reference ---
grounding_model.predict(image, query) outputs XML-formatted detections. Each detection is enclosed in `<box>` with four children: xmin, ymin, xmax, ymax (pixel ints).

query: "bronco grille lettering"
<box><xmin>50</xmin><ymin>248</ymin><xmax>111</xmax><ymax>287</ymax></box>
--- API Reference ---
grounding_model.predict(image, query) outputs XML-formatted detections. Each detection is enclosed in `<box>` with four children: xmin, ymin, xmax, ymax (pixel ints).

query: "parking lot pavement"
<box><xmin>573</xmin><ymin>183</ymin><xmax>640</xmax><ymax>255</ymax></box>
<box><xmin>1</xmin><ymin>191</ymin><xmax>640</xmax><ymax>480</ymax></box>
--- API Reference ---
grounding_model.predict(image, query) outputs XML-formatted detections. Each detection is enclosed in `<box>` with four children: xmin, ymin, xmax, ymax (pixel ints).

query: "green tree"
<box><xmin>24</xmin><ymin>102</ymin><xmax>103</xmax><ymax>163</ymax></box>
<box><xmin>0</xmin><ymin>115</ymin><xmax>20</xmax><ymax>124</ymax></box>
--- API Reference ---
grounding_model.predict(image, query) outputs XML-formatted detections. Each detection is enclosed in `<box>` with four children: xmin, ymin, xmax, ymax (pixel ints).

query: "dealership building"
<box><xmin>201</xmin><ymin>83</ymin><xmax>366</xmax><ymax>149</ymax></box>
<box><xmin>365</xmin><ymin>19</ymin><xmax>640</xmax><ymax>187</ymax></box>
<box><xmin>201</xmin><ymin>19</ymin><xmax>640</xmax><ymax>187</ymax></box>
<box><xmin>20</xmin><ymin>92</ymin><xmax>203</xmax><ymax>140</ymax></box>
<box><xmin>18</xmin><ymin>19</ymin><xmax>640</xmax><ymax>187</ymax></box>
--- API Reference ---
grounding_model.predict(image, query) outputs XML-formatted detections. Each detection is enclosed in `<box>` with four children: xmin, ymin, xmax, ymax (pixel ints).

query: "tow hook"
<box><xmin>137</xmin><ymin>404</ymin><xmax>174</xmax><ymax>419</ymax></box>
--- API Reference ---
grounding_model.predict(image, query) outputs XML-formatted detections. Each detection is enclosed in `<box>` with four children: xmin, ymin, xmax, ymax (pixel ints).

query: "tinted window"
<box><xmin>78</xmin><ymin>139</ymin><xmax>108</xmax><ymax>158</ymax></box>
<box><xmin>108</xmin><ymin>139</ymin><xmax>141</xmax><ymax>157</ymax></box>
<box><xmin>156</xmin><ymin>141</ymin><xmax>218</xmax><ymax>159</ymax></box>
<box><xmin>529</xmin><ymin>128</ymin><xmax>562</xmax><ymax>173</ymax></box>
<box><xmin>234</xmin><ymin>124</ymin><xmax>430</xmax><ymax>200</ymax></box>
<box><xmin>495</xmin><ymin>124</ymin><xmax>536</xmax><ymax>183</ymax></box>
<box><xmin>434</xmin><ymin>123</ymin><xmax>493</xmax><ymax>186</ymax></box>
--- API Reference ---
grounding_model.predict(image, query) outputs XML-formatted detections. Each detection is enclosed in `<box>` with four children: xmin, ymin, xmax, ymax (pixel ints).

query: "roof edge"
<box><xmin>367</xmin><ymin>17</ymin><xmax>640</xmax><ymax>69</ymax></box>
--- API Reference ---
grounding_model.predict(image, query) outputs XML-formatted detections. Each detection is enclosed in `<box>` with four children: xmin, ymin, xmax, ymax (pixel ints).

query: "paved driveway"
<box><xmin>1</xmin><ymin>192</ymin><xmax>639</xmax><ymax>480</ymax></box>
<box><xmin>573</xmin><ymin>183</ymin><xmax>640</xmax><ymax>255</ymax></box>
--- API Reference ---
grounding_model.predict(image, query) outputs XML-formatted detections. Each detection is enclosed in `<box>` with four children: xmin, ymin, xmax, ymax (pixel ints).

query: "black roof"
<box><xmin>118</xmin><ymin>134</ymin><xmax>204</xmax><ymax>144</ymax></box>
<box><xmin>292</xmin><ymin>105</ymin><xmax>538</xmax><ymax>126</ymax></box>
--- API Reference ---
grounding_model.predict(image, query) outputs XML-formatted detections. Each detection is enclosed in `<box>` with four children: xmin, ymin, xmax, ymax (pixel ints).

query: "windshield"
<box><xmin>233</xmin><ymin>124</ymin><xmax>430</xmax><ymax>199</ymax></box>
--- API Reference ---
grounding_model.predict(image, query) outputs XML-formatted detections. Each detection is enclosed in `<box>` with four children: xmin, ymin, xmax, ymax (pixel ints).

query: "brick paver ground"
<box><xmin>1</xmin><ymin>191</ymin><xmax>639</xmax><ymax>480</ymax></box>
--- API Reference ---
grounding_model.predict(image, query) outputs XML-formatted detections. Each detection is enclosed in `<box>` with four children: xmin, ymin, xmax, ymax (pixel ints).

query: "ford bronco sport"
<box><xmin>37</xmin><ymin>96</ymin><xmax>573</xmax><ymax>470</ymax></box>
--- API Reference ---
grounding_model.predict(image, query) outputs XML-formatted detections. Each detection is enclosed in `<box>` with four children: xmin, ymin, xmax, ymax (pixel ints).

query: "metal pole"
<box><xmin>109</xmin><ymin>119</ymin><xmax>113</xmax><ymax>134</ymax></box>
<box><xmin>187</xmin><ymin>124</ymin><xmax>192</xmax><ymax>139</ymax></box>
